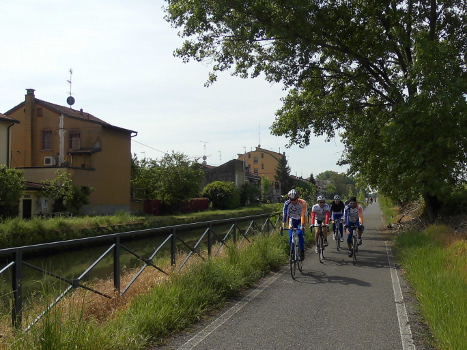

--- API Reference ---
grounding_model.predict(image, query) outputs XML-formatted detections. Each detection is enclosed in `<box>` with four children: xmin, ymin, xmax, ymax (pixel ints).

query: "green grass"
<box><xmin>378</xmin><ymin>195</ymin><xmax>398</xmax><ymax>224</ymax></box>
<box><xmin>0</xmin><ymin>204</ymin><xmax>280</xmax><ymax>249</ymax></box>
<box><xmin>394</xmin><ymin>225</ymin><xmax>467</xmax><ymax>350</ymax></box>
<box><xmin>3</xmin><ymin>231</ymin><xmax>288</xmax><ymax>349</ymax></box>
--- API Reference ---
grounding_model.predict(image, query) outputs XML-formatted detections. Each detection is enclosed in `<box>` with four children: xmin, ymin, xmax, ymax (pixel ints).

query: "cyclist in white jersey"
<box><xmin>310</xmin><ymin>196</ymin><xmax>331</xmax><ymax>253</ymax></box>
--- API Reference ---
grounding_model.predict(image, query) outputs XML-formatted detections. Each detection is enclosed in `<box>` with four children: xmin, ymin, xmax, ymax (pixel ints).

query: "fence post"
<box><xmin>12</xmin><ymin>249</ymin><xmax>23</xmax><ymax>329</ymax></box>
<box><xmin>207</xmin><ymin>223</ymin><xmax>212</xmax><ymax>257</ymax></box>
<box><xmin>233</xmin><ymin>220</ymin><xmax>237</xmax><ymax>243</ymax></box>
<box><xmin>171</xmin><ymin>228</ymin><xmax>176</xmax><ymax>266</ymax></box>
<box><xmin>114</xmin><ymin>236</ymin><xmax>121</xmax><ymax>294</ymax></box>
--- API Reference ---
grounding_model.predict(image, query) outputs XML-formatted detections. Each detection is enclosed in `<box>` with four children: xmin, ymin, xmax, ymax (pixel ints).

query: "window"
<box><xmin>41</xmin><ymin>130</ymin><xmax>52</xmax><ymax>150</ymax></box>
<box><xmin>261</xmin><ymin>153</ymin><xmax>264</xmax><ymax>158</ymax></box>
<box><xmin>69</xmin><ymin>131</ymin><xmax>81</xmax><ymax>149</ymax></box>
<box><xmin>36</xmin><ymin>107</ymin><xmax>43</xmax><ymax>117</ymax></box>
<box><xmin>248</xmin><ymin>153</ymin><xmax>251</xmax><ymax>159</ymax></box>
<box><xmin>253</xmin><ymin>157</ymin><xmax>258</xmax><ymax>164</ymax></box>
<box><xmin>261</xmin><ymin>163</ymin><xmax>264</xmax><ymax>169</ymax></box>
<box><xmin>254</xmin><ymin>168</ymin><xmax>258</xmax><ymax>174</ymax></box>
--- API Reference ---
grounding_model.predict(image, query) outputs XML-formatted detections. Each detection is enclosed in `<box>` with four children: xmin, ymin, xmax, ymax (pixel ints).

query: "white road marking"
<box><xmin>177</xmin><ymin>270</ymin><xmax>284</xmax><ymax>350</ymax></box>
<box><xmin>385</xmin><ymin>242</ymin><xmax>416</xmax><ymax>350</ymax></box>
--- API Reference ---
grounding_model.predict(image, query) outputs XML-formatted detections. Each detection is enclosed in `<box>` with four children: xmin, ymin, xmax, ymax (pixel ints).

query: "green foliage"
<box><xmin>131</xmin><ymin>152</ymin><xmax>205</xmax><ymax>212</ymax></box>
<box><xmin>165</xmin><ymin>0</ymin><xmax>467</xmax><ymax>219</ymax></box>
<box><xmin>201</xmin><ymin>181</ymin><xmax>240</xmax><ymax>209</ymax></box>
<box><xmin>0</xmin><ymin>165</ymin><xmax>25</xmax><ymax>219</ymax></box>
<box><xmin>260</xmin><ymin>176</ymin><xmax>272</xmax><ymax>202</ymax></box>
<box><xmin>65</xmin><ymin>186</ymin><xmax>94</xmax><ymax>215</ymax></box>
<box><xmin>293</xmin><ymin>184</ymin><xmax>315</xmax><ymax>204</ymax></box>
<box><xmin>41</xmin><ymin>170</ymin><xmax>73</xmax><ymax>212</ymax></box>
<box><xmin>240</xmin><ymin>182</ymin><xmax>260</xmax><ymax>205</ymax></box>
<box><xmin>316</xmin><ymin>171</ymin><xmax>356</xmax><ymax>200</ymax></box>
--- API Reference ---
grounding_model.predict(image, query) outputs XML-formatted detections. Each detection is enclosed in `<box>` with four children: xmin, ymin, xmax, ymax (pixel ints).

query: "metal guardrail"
<box><xmin>0</xmin><ymin>212</ymin><xmax>281</xmax><ymax>331</ymax></box>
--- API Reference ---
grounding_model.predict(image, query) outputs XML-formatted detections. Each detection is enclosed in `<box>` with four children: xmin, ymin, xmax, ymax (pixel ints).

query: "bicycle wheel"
<box><xmin>318</xmin><ymin>232</ymin><xmax>324</xmax><ymax>264</ymax></box>
<box><xmin>334</xmin><ymin>226</ymin><xmax>340</xmax><ymax>251</ymax></box>
<box><xmin>290</xmin><ymin>242</ymin><xmax>297</xmax><ymax>278</ymax></box>
<box><xmin>352</xmin><ymin>235</ymin><xmax>358</xmax><ymax>264</ymax></box>
<box><xmin>297</xmin><ymin>243</ymin><xmax>303</xmax><ymax>272</ymax></box>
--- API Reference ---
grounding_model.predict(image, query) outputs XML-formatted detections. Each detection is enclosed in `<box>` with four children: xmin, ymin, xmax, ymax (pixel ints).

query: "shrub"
<box><xmin>201</xmin><ymin>181</ymin><xmax>241</xmax><ymax>209</ymax></box>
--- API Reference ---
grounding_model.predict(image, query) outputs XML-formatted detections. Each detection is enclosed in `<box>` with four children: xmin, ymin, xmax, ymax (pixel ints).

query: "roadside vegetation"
<box><xmin>380</xmin><ymin>197</ymin><xmax>467</xmax><ymax>350</ymax></box>
<box><xmin>1</xmin><ymin>228</ymin><xmax>288</xmax><ymax>349</ymax></box>
<box><xmin>0</xmin><ymin>204</ymin><xmax>280</xmax><ymax>249</ymax></box>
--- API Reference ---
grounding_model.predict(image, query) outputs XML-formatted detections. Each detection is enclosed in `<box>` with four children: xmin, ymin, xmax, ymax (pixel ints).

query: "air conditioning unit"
<box><xmin>44</xmin><ymin>156</ymin><xmax>56</xmax><ymax>166</ymax></box>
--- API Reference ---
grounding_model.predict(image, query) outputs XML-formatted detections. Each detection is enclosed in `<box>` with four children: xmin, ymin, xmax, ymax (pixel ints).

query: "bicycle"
<box><xmin>331</xmin><ymin>219</ymin><xmax>341</xmax><ymax>251</ymax></box>
<box><xmin>282</xmin><ymin>228</ymin><xmax>303</xmax><ymax>279</ymax></box>
<box><xmin>346</xmin><ymin>223</ymin><xmax>359</xmax><ymax>264</ymax></box>
<box><xmin>311</xmin><ymin>224</ymin><xmax>326</xmax><ymax>263</ymax></box>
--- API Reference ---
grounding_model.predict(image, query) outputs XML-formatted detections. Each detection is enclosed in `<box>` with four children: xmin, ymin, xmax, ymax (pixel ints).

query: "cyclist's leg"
<box><xmin>346</xmin><ymin>223</ymin><xmax>354</xmax><ymax>256</ymax></box>
<box><xmin>315</xmin><ymin>220</ymin><xmax>322</xmax><ymax>253</ymax></box>
<box><xmin>336</xmin><ymin>214</ymin><xmax>344</xmax><ymax>240</ymax></box>
<box><xmin>323</xmin><ymin>225</ymin><xmax>329</xmax><ymax>246</ymax></box>
<box><xmin>357</xmin><ymin>221</ymin><xmax>363</xmax><ymax>244</ymax></box>
<box><xmin>298</xmin><ymin>229</ymin><xmax>305</xmax><ymax>260</ymax></box>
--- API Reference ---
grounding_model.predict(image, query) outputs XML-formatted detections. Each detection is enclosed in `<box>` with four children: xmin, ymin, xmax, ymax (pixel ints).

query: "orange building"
<box><xmin>5</xmin><ymin>89</ymin><xmax>137</xmax><ymax>217</ymax></box>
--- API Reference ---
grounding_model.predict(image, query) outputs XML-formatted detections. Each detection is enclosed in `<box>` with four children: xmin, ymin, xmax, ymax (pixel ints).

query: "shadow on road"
<box><xmin>292</xmin><ymin>270</ymin><xmax>372</xmax><ymax>287</ymax></box>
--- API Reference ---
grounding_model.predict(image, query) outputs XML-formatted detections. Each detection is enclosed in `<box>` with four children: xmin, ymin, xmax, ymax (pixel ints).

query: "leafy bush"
<box><xmin>201</xmin><ymin>181</ymin><xmax>241</xmax><ymax>209</ymax></box>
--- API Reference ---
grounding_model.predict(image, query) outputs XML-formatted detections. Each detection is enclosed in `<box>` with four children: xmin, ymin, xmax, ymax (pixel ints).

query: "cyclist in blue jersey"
<box><xmin>282</xmin><ymin>189</ymin><xmax>308</xmax><ymax>261</ymax></box>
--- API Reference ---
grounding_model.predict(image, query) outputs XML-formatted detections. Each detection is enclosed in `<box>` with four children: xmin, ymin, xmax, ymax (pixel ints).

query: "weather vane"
<box><xmin>66</xmin><ymin>68</ymin><xmax>75</xmax><ymax>108</ymax></box>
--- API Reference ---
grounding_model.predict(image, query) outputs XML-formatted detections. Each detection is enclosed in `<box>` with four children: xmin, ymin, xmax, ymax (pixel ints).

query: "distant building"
<box><xmin>237</xmin><ymin>146</ymin><xmax>284</xmax><ymax>200</ymax></box>
<box><xmin>5</xmin><ymin>89</ymin><xmax>137</xmax><ymax>217</ymax></box>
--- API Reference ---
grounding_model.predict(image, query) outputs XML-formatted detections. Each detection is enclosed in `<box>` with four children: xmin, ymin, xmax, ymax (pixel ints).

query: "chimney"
<box><xmin>23</xmin><ymin>89</ymin><xmax>37</xmax><ymax>166</ymax></box>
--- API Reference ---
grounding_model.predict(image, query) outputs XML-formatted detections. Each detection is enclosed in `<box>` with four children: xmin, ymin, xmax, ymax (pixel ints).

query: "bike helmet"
<box><xmin>317</xmin><ymin>195</ymin><xmax>325</xmax><ymax>202</ymax></box>
<box><xmin>287</xmin><ymin>189</ymin><xmax>299</xmax><ymax>200</ymax></box>
<box><xmin>334</xmin><ymin>195</ymin><xmax>341</xmax><ymax>200</ymax></box>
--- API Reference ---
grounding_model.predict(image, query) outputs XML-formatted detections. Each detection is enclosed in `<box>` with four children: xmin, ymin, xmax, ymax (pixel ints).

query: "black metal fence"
<box><xmin>0</xmin><ymin>212</ymin><xmax>281</xmax><ymax>331</ymax></box>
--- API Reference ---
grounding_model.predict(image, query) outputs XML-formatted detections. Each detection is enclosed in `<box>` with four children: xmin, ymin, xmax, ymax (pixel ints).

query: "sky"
<box><xmin>0</xmin><ymin>0</ymin><xmax>348</xmax><ymax>178</ymax></box>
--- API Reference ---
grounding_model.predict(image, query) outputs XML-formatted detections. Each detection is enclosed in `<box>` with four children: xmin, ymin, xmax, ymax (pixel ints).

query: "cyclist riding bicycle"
<box><xmin>330</xmin><ymin>195</ymin><xmax>345</xmax><ymax>242</ymax></box>
<box><xmin>310</xmin><ymin>196</ymin><xmax>331</xmax><ymax>253</ymax></box>
<box><xmin>282</xmin><ymin>189</ymin><xmax>307</xmax><ymax>261</ymax></box>
<box><xmin>343</xmin><ymin>196</ymin><xmax>365</xmax><ymax>257</ymax></box>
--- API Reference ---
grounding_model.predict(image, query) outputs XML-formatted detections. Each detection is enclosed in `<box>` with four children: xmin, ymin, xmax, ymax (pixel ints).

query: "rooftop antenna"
<box><xmin>200</xmin><ymin>140</ymin><xmax>208</xmax><ymax>165</ymax></box>
<box><xmin>258</xmin><ymin>123</ymin><xmax>261</xmax><ymax>148</ymax></box>
<box><xmin>66</xmin><ymin>68</ymin><xmax>75</xmax><ymax>108</ymax></box>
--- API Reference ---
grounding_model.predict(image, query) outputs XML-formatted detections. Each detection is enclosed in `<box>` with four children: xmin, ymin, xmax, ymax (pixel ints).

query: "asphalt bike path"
<box><xmin>158</xmin><ymin>202</ymin><xmax>415</xmax><ymax>350</ymax></box>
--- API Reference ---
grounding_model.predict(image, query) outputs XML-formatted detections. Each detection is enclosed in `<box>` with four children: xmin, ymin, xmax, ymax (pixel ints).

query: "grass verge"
<box><xmin>3</xmin><ymin>231</ymin><xmax>288</xmax><ymax>349</ymax></box>
<box><xmin>394</xmin><ymin>225</ymin><xmax>466</xmax><ymax>350</ymax></box>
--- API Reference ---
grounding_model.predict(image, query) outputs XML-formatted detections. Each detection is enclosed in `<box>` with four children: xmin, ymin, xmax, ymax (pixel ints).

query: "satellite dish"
<box><xmin>67</xmin><ymin>96</ymin><xmax>75</xmax><ymax>106</ymax></box>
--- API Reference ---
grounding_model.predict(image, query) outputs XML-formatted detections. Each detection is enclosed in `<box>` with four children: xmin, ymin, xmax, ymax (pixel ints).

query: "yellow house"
<box><xmin>0</xmin><ymin>113</ymin><xmax>20</xmax><ymax>166</ymax></box>
<box><xmin>237</xmin><ymin>146</ymin><xmax>285</xmax><ymax>181</ymax></box>
<box><xmin>237</xmin><ymin>146</ymin><xmax>285</xmax><ymax>199</ymax></box>
<box><xmin>5</xmin><ymin>89</ymin><xmax>137</xmax><ymax>217</ymax></box>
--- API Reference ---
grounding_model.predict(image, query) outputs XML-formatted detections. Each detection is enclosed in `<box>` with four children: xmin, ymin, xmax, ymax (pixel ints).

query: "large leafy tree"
<box><xmin>165</xmin><ymin>0</ymin><xmax>466</xmax><ymax>219</ymax></box>
<box><xmin>131</xmin><ymin>152</ymin><xmax>205</xmax><ymax>212</ymax></box>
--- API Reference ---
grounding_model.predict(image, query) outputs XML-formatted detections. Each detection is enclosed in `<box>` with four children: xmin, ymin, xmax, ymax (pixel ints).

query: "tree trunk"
<box><xmin>422</xmin><ymin>193</ymin><xmax>441</xmax><ymax>222</ymax></box>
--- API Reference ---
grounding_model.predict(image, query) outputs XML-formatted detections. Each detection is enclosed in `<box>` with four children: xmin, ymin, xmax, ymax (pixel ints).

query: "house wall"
<box><xmin>0</xmin><ymin>121</ymin><xmax>9</xmax><ymax>165</ymax></box>
<box><xmin>203</xmin><ymin>159</ymin><xmax>246</xmax><ymax>189</ymax></box>
<box><xmin>237</xmin><ymin>147</ymin><xmax>285</xmax><ymax>182</ymax></box>
<box><xmin>81</xmin><ymin>126</ymin><xmax>132</xmax><ymax>214</ymax></box>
